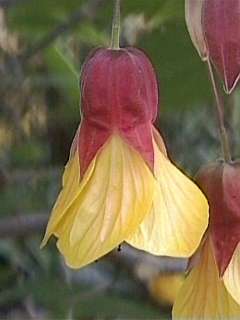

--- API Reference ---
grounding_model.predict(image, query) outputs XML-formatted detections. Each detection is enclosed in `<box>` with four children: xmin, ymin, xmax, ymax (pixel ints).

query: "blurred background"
<box><xmin>0</xmin><ymin>0</ymin><xmax>240</xmax><ymax>319</ymax></box>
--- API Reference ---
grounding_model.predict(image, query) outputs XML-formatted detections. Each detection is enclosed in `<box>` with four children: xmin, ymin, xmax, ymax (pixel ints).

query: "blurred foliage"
<box><xmin>0</xmin><ymin>0</ymin><xmax>240</xmax><ymax>319</ymax></box>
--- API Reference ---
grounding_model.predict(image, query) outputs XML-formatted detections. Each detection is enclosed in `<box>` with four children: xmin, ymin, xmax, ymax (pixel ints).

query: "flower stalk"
<box><xmin>110</xmin><ymin>0</ymin><xmax>121</xmax><ymax>50</ymax></box>
<box><xmin>207</xmin><ymin>59</ymin><xmax>232</xmax><ymax>162</ymax></box>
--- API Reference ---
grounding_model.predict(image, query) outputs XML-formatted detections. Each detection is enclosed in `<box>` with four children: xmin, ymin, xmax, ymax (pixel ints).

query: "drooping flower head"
<box><xmin>41</xmin><ymin>3</ymin><xmax>209</xmax><ymax>269</ymax></box>
<box><xmin>185</xmin><ymin>0</ymin><xmax>240</xmax><ymax>93</ymax></box>
<box><xmin>173</xmin><ymin>162</ymin><xmax>240</xmax><ymax>318</ymax></box>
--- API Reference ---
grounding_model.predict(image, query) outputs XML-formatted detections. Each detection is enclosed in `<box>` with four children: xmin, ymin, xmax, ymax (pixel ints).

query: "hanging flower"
<box><xmin>41</xmin><ymin>47</ymin><xmax>208</xmax><ymax>269</ymax></box>
<box><xmin>185</xmin><ymin>0</ymin><xmax>240</xmax><ymax>93</ymax></box>
<box><xmin>173</xmin><ymin>161</ymin><xmax>240</xmax><ymax>318</ymax></box>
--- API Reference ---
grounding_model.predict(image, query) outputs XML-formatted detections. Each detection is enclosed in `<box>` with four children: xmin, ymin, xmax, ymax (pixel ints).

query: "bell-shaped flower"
<box><xmin>41</xmin><ymin>47</ymin><xmax>209</xmax><ymax>269</ymax></box>
<box><xmin>185</xmin><ymin>0</ymin><xmax>240</xmax><ymax>93</ymax></box>
<box><xmin>173</xmin><ymin>161</ymin><xmax>240</xmax><ymax>319</ymax></box>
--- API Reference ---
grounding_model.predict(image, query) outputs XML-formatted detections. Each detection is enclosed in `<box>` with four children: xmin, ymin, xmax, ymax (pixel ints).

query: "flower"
<box><xmin>173</xmin><ymin>161</ymin><xmax>240</xmax><ymax>319</ymax></box>
<box><xmin>185</xmin><ymin>0</ymin><xmax>240</xmax><ymax>93</ymax></box>
<box><xmin>41</xmin><ymin>47</ymin><xmax>209</xmax><ymax>269</ymax></box>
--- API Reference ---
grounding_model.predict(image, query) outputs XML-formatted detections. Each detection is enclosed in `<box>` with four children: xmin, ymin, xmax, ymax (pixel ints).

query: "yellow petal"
<box><xmin>223</xmin><ymin>243</ymin><xmax>240</xmax><ymax>305</ymax></box>
<box><xmin>43</xmin><ymin>134</ymin><xmax>155</xmax><ymax>269</ymax></box>
<box><xmin>127</xmin><ymin>137</ymin><xmax>209</xmax><ymax>257</ymax></box>
<box><xmin>172</xmin><ymin>239</ymin><xmax>240</xmax><ymax>319</ymax></box>
<box><xmin>41</xmin><ymin>148</ymin><xmax>90</xmax><ymax>246</ymax></box>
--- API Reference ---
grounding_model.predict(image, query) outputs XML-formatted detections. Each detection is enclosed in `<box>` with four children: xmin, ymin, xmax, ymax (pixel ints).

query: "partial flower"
<box><xmin>198</xmin><ymin>162</ymin><xmax>240</xmax><ymax>305</ymax></box>
<box><xmin>41</xmin><ymin>47</ymin><xmax>208</xmax><ymax>269</ymax></box>
<box><xmin>203</xmin><ymin>0</ymin><xmax>240</xmax><ymax>93</ymax></box>
<box><xmin>197</xmin><ymin>162</ymin><xmax>240</xmax><ymax>278</ymax></box>
<box><xmin>173</xmin><ymin>161</ymin><xmax>240</xmax><ymax>319</ymax></box>
<box><xmin>173</xmin><ymin>238</ymin><xmax>240</xmax><ymax>319</ymax></box>
<box><xmin>185</xmin><ymin>0</ymin><xmax>240</xmax><ymax>93</ymax></box>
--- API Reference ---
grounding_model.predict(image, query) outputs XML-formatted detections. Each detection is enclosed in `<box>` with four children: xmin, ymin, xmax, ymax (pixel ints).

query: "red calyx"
<box><xmin>202</xmin><ymin>0</ymin><xmax>240</xmax><ymax>93</ymax></box>
<box><xmin>196</xmin><ymin>161</ymin><xmax>240</xmax><ymax>275</ymax></box>
<box><xmin>78</xmin><ymin>47</ymin><xmax>159</xmax><ymax>176</ymax></box>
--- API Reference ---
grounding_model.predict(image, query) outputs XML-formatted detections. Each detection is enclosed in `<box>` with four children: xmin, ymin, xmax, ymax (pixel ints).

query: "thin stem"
<box><xmin>110</xmin><ymin>0</ymin><xmax>121</xmax><ymax>50</ymax></box>
<box><xmin>207</xmin><ymin>59</ymin><xmax>232</xmax><ymax>162</ymax></box>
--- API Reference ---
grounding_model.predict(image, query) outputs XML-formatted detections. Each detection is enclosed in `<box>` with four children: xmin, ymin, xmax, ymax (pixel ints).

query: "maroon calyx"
<box><xmin>78</xmin><ymin>47</ymin><xmax>159</xmax><ymax>177</ymax></box>
<box><xmin>196</xmin><ymin>161</ymin><xmax>240</xmax><ymax>275</ymax></box>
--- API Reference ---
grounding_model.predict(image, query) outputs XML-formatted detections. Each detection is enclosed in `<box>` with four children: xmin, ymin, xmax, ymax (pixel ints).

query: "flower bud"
<box><xmin>196</xmin><ymin>161</ymin><xmax>240</xmax><ymax>275</ymax></box>
<box><xmin>185</xmin><ymin>0</ymin><xmax>208</xmax><ymax>60</ymax></box>
<box><xmin>202</xmin><ymin>0</ymin><xmax>240</xmax><ymax>93</ymax></box>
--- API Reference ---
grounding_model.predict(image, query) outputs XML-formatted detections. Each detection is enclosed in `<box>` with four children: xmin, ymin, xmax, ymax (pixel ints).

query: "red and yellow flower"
<box><xmin>173</xmin><ymin>162</ymin><xmax>240</xmax><ymax>318</ymax></box>
<box><xmin>41</xmin><ymin>47</ymin><xmax>208</xmax><ymax>269</ymax></box>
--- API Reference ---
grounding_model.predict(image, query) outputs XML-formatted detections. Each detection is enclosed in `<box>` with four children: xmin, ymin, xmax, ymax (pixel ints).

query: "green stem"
<box><xmin>110</xmin><ymin>0</ymin><xmax>121</xmax><ymax>49</ymax></box>
<box><xmin>207</xmin><ymin>59</ymin><xmax>232</xmax><ymax>162</ymax></box>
